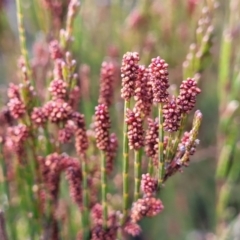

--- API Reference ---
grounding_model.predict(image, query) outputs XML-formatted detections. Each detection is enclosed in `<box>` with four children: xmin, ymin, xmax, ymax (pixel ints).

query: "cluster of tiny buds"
<box><xmin>134</xmin><ymin>65</ymin><xmax>153</xmax><ymax>117</ymax></box>
<box><xmin>49</xmin><ymin>40</ymin><xmax>63</xmax><ymax>60</ymax></box>
<box><xmin>58</xmin><ymin>120</ymin><xmax>75</xmax><ymax>143</ymax></box>
<box><xmin>141</xmin><ymin>173</ymin><xmax>158</xmax><ymax>196</ymax></box>
<box><xmin>124</xmin><ymin>221</ymin><xmax>142</xmax><ymax>237</ymax></box>
<box><xmin>106</xmin><ymin>133</ymin><xmax>118</xmax><ymax>174</ymax></box>
<box><xmin>149</xmin><ymin>56</ymin><xmax>169</xmax><ymax>104</ymax></box>
<box><xmin>163</xmin><ymin>97</ymin><xmax>181</xmax><ymax>132</ymax></box>
<box><xmin>94</xmin><ymin>104</ymin><xmax>111</xmax><ymax>151</ymax></box>
<box><xmin>48</xmin><ymin>78</ymin><xmax>68</xmax><ymax>100</ymax></box>
<box><xmin>98</xmin><ymin>62</ymin><xmax>115</xmax><ymax>107</ymax></box>
<box><xmin>31</xmin><ymin>107</ymin><xmax>47</xmax><ymax>126</ymax></box>
<box><xmin>7</xmin><ymin>83</ymin><xmax>26</xmax><ymax>119</ymax></box>
<box><xmin>121</xmin><ymin>52</ymin><xmax>140</xmax><ymax>100</ymax></box>
<box><xmin>130</xmin><ymin>196</ymin><xmax>164</xmax><ymax>223</ymax></box>
<box><xmin>43</xmin><ymin>99</ymin><xmax>72</xmax><ymax>123</ymax></box>
<box><xmin>145</xmin><ymin>118</ymin><xmax>158</xmax><ymax>159</ymax></box>
<box><xmin>125</xmin><ymin>108</ymin><xmax>144</xmax><ymax>150</ymax></box>
<box><xmin>177</xmin><ymin>78</ymin><xmax>201</xmax><ymax>113</ymax></box>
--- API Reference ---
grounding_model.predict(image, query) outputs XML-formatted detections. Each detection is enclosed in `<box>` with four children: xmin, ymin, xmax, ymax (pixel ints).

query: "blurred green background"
<box><xmin>0</xmin><ymin>0</ymin><xmax>239</xmax><ymax>239</ymax></box>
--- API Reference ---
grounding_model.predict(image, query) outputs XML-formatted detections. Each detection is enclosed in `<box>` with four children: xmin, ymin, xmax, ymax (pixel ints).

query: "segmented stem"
<box><xmin>81</xmin><ymin>154</ymin><xmax>90</xmax><ymax>240</ymax></box>
<box><xmin>16</xmin><ymin>0</ymin><xmax>32</xmax><ymax>82</ymax></box>
<box><xmin>122</xmin><ymin>100</ymin><xmax>130</xmax><ymax>222</ymax></box>
<box><xmin>165</xmin><ymin>133</ymin><xmax>173</xmax><ymax>163</ymax></box>
<box><xmin>148</xmin><ymin>158</ymin><xmax>154</xmax><ymax>176</ymax></box>
<box><xmin>134</xmin><ymin>149</ymin><xmax>142</xmax><ymax>201</ymax></box>
<box><xmin>171</xmin><ymin>114</ymin><xmax>187</xmax><ymax>159</ymax></box>
<box><xmin>158</xmin><ymin>104</ymin><xmax>165</xmax><ymax>185</ymax></box>
<box><xmin>101</xmin><ymin>151</ymin><xmax>108</xmax><ymax>229</ymax></box>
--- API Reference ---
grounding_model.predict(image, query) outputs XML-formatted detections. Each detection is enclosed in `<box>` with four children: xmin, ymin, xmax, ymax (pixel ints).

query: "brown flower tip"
<box><xmin>121</xmin><ymin>52</ymin><xmax>140</xmax><ymax>100</ymax></box>
<box><xmin>149</xmin><ymin>56</ymin><xmax>169</xmax><ymax>103</ymax></box>
<box><xmin>71</xmin><ymin>112</ymin><xmax>89</xmax><ymax>154</ymax></box>
<box><xmin>106</xmin><ymin>133</ymin><xmax>118</xmax><ymax>174</ymax></box>
<box><xmin>48</xmin><ymin>79</ymin><xmax>68</xmax><ymax>100</ymax></box>
<box><xmin>31</xmin><ymin>107</ymin><xmax>47</xmax><ymax>126</ymax></box>
<box><xmin>126</xmin><ymin>108</ymin><xmax>144</xmax><ymax>150</ymax></box>
<box><xmin>163</xmin><ymin>97</ymin><xmax>181</xmax><ymax>132</ymax></box>
<box><xmin>141</xmin><ymin>173</ymin><xmax>158</xmax><ymax>196</ymax></box>
<box><xmin>130</xmin><ymin>197</ymin><xmax>164</xmax><ymax>223</ymax></box>
<box><xmin>177</xmin><ymin>78</ymin><xmax>201</xmax><ymax>113</ymax></box>
<box><xmin>98</xmin><ymin>62</ymin><xmax>115</xmax><ymax>107</ymax></box>
<box><xmin>49</xmin><ymin>40</ymin><xmax>63</xmax><ymax>60</ymax></box>
<box><xmin>43</xmin><ymin>99</ymin><xmax>72</xmax><ymax>123</ymax></box>
<box><xmin>65</xmin><ymin>160</ymin><xmax>82</xmax><ymax>207</ymax></box>
<box><xmin>134</xmin><ymin>65</ymin><xmax>153</xmax><ymax>117</ymax></box>
<box><xmin>94</xmin><ymin>104</ymin><xmax>110</xmax><ymax>151</ymax></box>
<box><xmin>145</xmin><ymin>118</ymin><xmax>158</xmax><ymax>159</ymax></box>
<box><xmin>124</xmin><ymin>221</ymin><xmax>142</xmax><ymax>237</ymax></box>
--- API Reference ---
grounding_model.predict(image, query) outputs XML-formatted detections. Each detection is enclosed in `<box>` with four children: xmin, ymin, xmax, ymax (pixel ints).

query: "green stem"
<box><xmin>148</xmin><ymin>158</ymin><xmax>154</xmax><ymax>176</ymax></box>
<box><xmin>158</xmin><ymin>104</ymin><xmax>164</xmax><ymax>185</ymax></box>
<box><xmin>81</xmin><ymin>155</ymin><xmax>90</xmax><ymax>239</ymax></box>
<box><xmin>101</xmin><ymin>151</ymin><xmax>108</xmax><ymax>229</ymax></box>
<box><xmin>165</xmin><ymin>133</ymin><xmax>173</xmax><ymax>163</ymax></box>
<box><xmin>134</xmin><ymin>149</ymin><xmax>142</xmax><ymax>201</ymax></box>
<box><xmin>171</xmin><ymin>114</ymin><xmax>187</xmax><ymax>159</ymax></box>
<box><xmin>16</xmin><ymin>0</ymin><xmax>32</xmax><ymax>83</ymax></box>
<box><xmin>122</xmin><ymin>100</ymin><xmax>130</xmax><ymax>223</ymax></box>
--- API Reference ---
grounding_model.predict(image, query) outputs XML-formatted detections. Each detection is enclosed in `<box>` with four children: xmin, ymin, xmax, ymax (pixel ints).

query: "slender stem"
<box><xmin>16</xmin><ymin>0</ymin><xmax>32</xmax><ymax>82</ymax></box>
<box><xmin>81</xmin><ymin>154</ymin><xmax>90</xmax><ymax>240</ymax></box>
<box><xmin>171</xmin><ymin>114</ymin><xmax>187</xmax><ymax>159</ymax></box>
<box><xmin>148</xmin><ymin>158</ymin><xmax>154</xmax><ymax>176</ymax></box>
<box><xmin>158</xmin><ymin>104</ymin><xmax>164</xmax><ymax>185</ymax></box>
<box><xmin>101</xmin><ymin>151</ymin><xmax>108</xmax><ymax>229</ymax></box>
<box><xmin>122</xmin><ymin>100</ymin><xmax>130</xmax><ymax>223</ymax></box>
<box><xmin>165</xmin><ymin>133</ymin><xmax>173</xmax><ymax>163</ymax></box>
<box><xmin>134</xmin><ymin>149</ymin><xmax>142</xmax><ymax>201</ymax></box>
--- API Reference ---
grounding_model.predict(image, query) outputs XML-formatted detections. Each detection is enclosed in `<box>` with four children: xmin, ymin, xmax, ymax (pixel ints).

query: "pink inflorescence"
<box><xmin>134</xmin><ymin>65</ymin><xmax>153</xmax><ymax>117</ymax></box>
<box><xmin>125</xmin><ymin>108</ymin><xmax>144</xmax><ymax>150</ymax></box>
<box><xmin>48</xmin><ymin>78</ymin><xmax>68</xmax><ymax>100</ymax></box>
<box><xmin>98</xmin><ymin>62</ymin><xmax>115</xmax><ymax>107</ymax></box>
<box><xmin>94</xmin><ymin>104</ymin><xmax>111</xmax><ymax>151</ymax></box>
<box><xmin>177</xmin><ymin>78</ymin><xmax>201</xmax><ymax>113</ymax></box>
<box><xmin>124</xmin><ymin>221</ymin><xmax>142</xmax><ymax>237</ymax></box>
<box><xmin>141</xmin><ymin>173</ymin><xmax>158</xmax><ymax>196</ymax></box>
<box><xmin>43</xmin><ymin>99</ymin><xmax>72</xmax><ymax>123</ymax></box>
<box><xmin>31</xmin><ymin>107</ymin><xmax>48</xmax><ymax>126</ymax></box>
<box><xmin>130</xmin><ymin>196</ymin><xmax>164</xmax><ymax>223</ymax></box>
<box><xmin>121</xmin><ymin>52</ymin><xmax>140</xmax><ymax>100</ymax></box>
<box><xmin>106</xmin><ymin>133</ymin><xmax>118</xmax><ymax>174</ymax></box>
<box><xmin>149</xmin><ymin>56</ymin><xmax>169</xmax><ymax>104</ymax></box>
<box><xmin>163</xmin><ymin>97</ymin><xmax>181</xmax><ymax>132</ymax></box>
<box><xmin>145</xmin><ymin>118</ymin><xmax>158</xmax><ymax>161</ymax></box>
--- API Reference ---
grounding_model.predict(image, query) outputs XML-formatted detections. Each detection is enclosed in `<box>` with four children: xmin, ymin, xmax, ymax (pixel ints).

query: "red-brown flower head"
<box><xmin>177</xmin><ymin>78</ymin><xmax>201</xmax><ymax>113</ymax></box>
<box><xmin>134</xmin><ymin>65</ymin><xmax>153</xmax><ymax>117</ymax></box>
<box><xmin>7</xmin><ymin>98</ymin><xmax>26</xmax><ymax>119</ymax></box>
<box><xmin>163</xmin><ymin>97</ymin><xmax>181</xmax><ymax>132</ymax></box>
<box><xmin>141</xmin><ymin>173</ymin><xmax>158</xmax><ymax>196</ymax></box>
<box><xmin>31</xmin><ymin>107</ymin><xmax>48</xmax><ymax>126</ymax></box>
<box><xmin>106</xmin><ymin>133</ymin><xmax>118</xmax><ymax>174</ymax></box>
<box><xmin>43</xmin><ymin>99</ymin><xmax>72</xmax><ymax>123</ymax></box>
<box><xmin>124</xmin><ymin>222</ymin><xmax>142</xmax><ymax>237</ymax></box>
<box><xmin>94</xmin><ymin>104</ymin><xmax>111</xmax><ymax>151</ymax></box>
<box><xmin>48</xmin><ymin>78</ymin><xmax>68</xmax><ymax>100</ymax></box>
<box><xmin>121</xmin><ymin>52</ymin><xmax>140</xmax><ymax>100</ymax></box>
<box><xmin>149</xmin><ymin>57</ymin><xmax>169</xmax><ymax>103</ymax></box>
<box><xmin>126</xmin><ymin>108</ymin><xmax>144</xmax><ymax>150</ymax></box>
<box><xmin>98</xmin><ymin>62</ymin><xmax>115</xmax><ymax>107</ymax></box>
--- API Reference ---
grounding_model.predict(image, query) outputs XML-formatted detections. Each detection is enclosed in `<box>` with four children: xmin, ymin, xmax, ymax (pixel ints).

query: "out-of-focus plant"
<box><xmin>215</xmin><ymin>0</ymin><xmax>240</xmax><ymax>238</ymax></box>
<box><xmin>0</xmin><ymin>1</ymin><xmax>211</xmax><ymax>240</ymax></box>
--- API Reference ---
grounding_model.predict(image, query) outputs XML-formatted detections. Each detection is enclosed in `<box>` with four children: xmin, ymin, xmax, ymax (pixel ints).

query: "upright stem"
<box><xmin>158</xmin><ymin>104</ymin><xmax>165</xmax><ymax>185</ymax></box>
<box><xmin>16</xmin><ymin>0</ymin><xmax>32</xmax><ymax>82</ymax></box>
<box><xmin>81</xmin><ymin>154</ymin><xmax>90</xmax><ymax>240</ymax></box>
<box><xmin>134</xmin><ymin>149</ymin><xmax>142</xmax><ymax>201</ymax></box>
<box><xmin>148</xmin><ymin>158</ymin><xmax>154</xmax><ymax>176</ymax></box>
<box><xmin>101</xmin><ymin>151</ymin><xmax>108</xmax><ymax>229</ymax></box>
<box><xmin>122</xmin><ymin>100</ymin><xmax>130</xmax><ymax>223</ymax></box>
<box><xmin>165</xmin><ymin>133</ymin><xmax>173</xmax><ymax>163</ymax></box>
<box><xmin>171</xmin><ymin>114</ymin><xmax>187</xmax><ymax>159</ymax></box>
